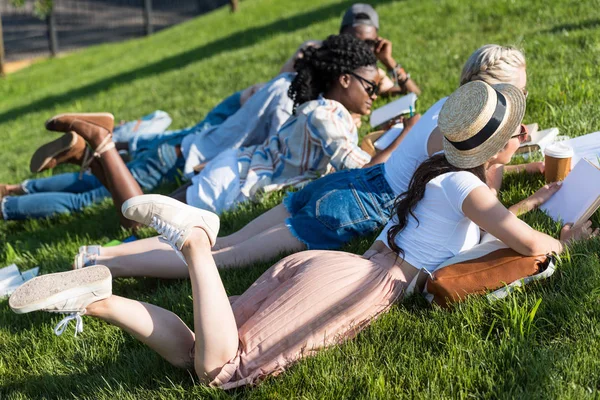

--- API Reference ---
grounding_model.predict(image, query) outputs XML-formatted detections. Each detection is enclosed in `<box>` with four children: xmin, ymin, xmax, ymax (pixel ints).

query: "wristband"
<box><xmin>389</xmin><ymin>65</ymin><xmax>408</xmax><ymax>87</ymax></box>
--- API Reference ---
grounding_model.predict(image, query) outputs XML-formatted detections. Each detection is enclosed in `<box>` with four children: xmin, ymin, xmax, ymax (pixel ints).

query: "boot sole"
<box><xmin>29</xmin><ymin>132</ymin><xmax>78</xmax><ymax>173</ymax></box>
<box><xmin>9</xmin><ymin>265</ymin><xmax>111</xmax><ymax>314</ymax></box>
<box><xmin>45</xmin><ymin>112</ymin><xmax>114</xmax><ymax>132</ymax></box>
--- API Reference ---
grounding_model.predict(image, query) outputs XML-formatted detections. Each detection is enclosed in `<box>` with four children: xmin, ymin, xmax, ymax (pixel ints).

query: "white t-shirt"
<box><xmin>376</xmin><ymin>170</ymin><xmax>486</xmax><ymax>272</ymax></box>
<box><xmin>383</xmin><ymin>97</ymin><xmax>447</xmax><ymax>195</ymax></box>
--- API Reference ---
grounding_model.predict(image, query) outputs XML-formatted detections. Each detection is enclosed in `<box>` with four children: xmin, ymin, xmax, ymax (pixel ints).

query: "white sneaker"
<box><xmin>121</xmin><ymin>195</ymin><xmax>220</xmax><ymax>250</ymax></box>
<box><xmin>73</xmin><ymin>245</ymin><xmax>101</xmax><ymax>270</ymax></box>
<box><xmin>9</xmin><ymin>265</ymin><xmax>112</xmax><ymax>336</ymax></box>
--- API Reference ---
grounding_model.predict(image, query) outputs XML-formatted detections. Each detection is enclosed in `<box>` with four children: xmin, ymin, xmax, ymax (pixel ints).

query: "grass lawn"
<box><xmin>1</xmin><ymin>0</ymin><xmax>600</xmax><ymax>398</ymax></box>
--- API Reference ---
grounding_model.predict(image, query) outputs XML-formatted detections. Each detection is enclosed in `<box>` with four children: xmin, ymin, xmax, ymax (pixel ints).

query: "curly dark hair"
<box><xmin>386</xmin><ymin>154</ymin><xmax>487</xmax><ymax>259</ymax></box>
<box><xmin>288</xmin><ymin>34</ymin><xmax>377</xmax><ymax>111</ymax></box>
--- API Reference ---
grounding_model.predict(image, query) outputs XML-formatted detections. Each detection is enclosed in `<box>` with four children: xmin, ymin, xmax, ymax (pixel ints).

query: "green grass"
<box><xmin>1</xmin><ymin>0</ymin><xmax>600</xmax><ymax>398</ymax></box>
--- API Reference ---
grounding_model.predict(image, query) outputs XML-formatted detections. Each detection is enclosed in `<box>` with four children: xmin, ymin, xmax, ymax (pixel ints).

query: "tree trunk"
<box><xmin>229</xmin><ymin>0</ymin><xmax>239</xmax><ymax>12</ymax></box>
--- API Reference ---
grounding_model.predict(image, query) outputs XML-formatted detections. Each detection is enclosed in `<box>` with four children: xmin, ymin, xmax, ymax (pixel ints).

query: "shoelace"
<box><xmin>149</xmin><ymin>216</ymin><xmax>188</xmax><ymax>265</ymax></box>
<box><xmin>54</xmin><ymin>311</ymin><xmax>85</xmax><ymax>337</ymax></box>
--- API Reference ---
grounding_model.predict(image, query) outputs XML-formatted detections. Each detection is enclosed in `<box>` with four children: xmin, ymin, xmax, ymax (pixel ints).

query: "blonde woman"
<box><xmin>10</xmin><ymin>81</ymin><xmax>596</xmax><ymax>389</ymax></box>
<box><xmin>75</xmin><ymin>44</ymin><xmax>545</xmax><ymax>277</ymax></box>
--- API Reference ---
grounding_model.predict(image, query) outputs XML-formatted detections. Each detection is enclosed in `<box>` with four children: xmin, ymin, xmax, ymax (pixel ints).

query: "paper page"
<box><xmin>370</xmin><ymin>93</ymin><xmax>417</xmax><ymax>127</ymax></box>
<box><xmin>541</xmin><ymin>159</ymin><xmax>600</xmax><ymax>224</ymax></box>
<box><xmin>567</xmin><ymin>131</ymin><xmax>600</xmax><ymax>167</ymax></box>
<box><xmin>519</xmin><ymin>127</ymin><xmax>559</xmax><ymax>151</ymax></box>
<box><xmin>374</xmin><ymin>123</ymin><xmax>404</xmax><ymax>150</ymax></box>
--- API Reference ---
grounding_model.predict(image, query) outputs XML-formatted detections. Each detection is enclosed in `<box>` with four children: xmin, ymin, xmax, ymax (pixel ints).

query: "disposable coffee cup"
<box><xmin>544</xmin><ymin>142</ymin><xmax>573</xmax><ymax>183</ymax></box>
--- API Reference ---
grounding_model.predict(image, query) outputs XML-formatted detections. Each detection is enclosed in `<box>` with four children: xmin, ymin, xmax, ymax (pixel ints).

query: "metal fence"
<box><xmin>0</xmin><ymin>0</ymin><xmax>229</xmax><ymax>62</ymax></box>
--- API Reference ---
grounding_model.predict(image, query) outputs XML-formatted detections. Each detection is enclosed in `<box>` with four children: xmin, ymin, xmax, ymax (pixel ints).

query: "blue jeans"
<box><xmin>130</xmin><ymin>90</ymin><xmax>243</xmax><ymax>159</ymax></box>
<box><xmin>2</xmin><ymin>173</ymin><xmax>111</xmax><ymax>220</ymax></box>
<box><xmin>283</xmin><ymin>164</ymin><xmax>396</xmax><ymax>250</ymax></box>
<box><xmin>1</xmin><ymin>91</ymin><xmax>242</xmax><ymax>221</ymax></box>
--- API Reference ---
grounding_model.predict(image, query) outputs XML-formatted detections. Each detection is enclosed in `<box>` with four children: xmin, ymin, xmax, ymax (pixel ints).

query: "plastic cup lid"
<box><xmin>544</xmin><ymin>142</ymin><xmax>574</xmax><ymax>158</ymax></box>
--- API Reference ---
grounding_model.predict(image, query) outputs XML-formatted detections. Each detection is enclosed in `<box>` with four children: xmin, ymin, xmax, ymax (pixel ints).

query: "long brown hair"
<box><xmin>386</xmin><ymin>154</ymin><xmax>486</xmax><ymax>258</ymax></box>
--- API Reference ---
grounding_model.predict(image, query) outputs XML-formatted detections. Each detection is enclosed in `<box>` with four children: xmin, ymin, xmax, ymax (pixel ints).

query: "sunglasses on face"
<box><xmin>511</xmin><ymin>124</ymin><xmax>529</xmax><ymax>143</ymax></box>
<box><xmin>348</xmin><ymin>71</ymin><xmax>379</xmax><ymax>97</ymax></box>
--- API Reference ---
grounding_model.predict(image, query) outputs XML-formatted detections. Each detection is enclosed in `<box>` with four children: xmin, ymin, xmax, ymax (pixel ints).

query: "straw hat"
<box><xmin>439</xmin><ymin>81</ymin><xmax>526</xmax><ymax>169</ymax></box>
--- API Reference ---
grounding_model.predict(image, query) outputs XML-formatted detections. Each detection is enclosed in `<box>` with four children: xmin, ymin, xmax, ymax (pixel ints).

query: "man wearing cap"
<box><xmin>279</xmin><ymin>3</ymin><xmax>421</xmax><ymax>97</ymax></box>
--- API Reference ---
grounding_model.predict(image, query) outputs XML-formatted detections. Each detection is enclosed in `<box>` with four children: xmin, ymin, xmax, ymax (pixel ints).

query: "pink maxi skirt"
<box><xmin>210</xmin><ymin>244</ymin><xmax>417</xmax><ymax>389</ymax></box>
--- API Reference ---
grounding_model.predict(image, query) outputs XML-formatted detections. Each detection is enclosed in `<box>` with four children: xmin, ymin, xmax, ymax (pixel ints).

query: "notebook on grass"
<box><xmin>541</xmin><ymin>159</ymin><xmax>600</xmax><ymax>226</ymax></box>
<box><xmin>370</xmin><ymin>93</ymin><xmax>417</xmax><ymax>128</ymax></box>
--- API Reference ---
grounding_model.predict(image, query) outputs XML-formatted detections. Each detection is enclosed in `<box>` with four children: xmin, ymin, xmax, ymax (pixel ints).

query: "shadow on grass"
<box><xmin>0</xmin><ymin>0</ymin><xmax>395</xmax><ymax>125</ymax></box>
<box><xmin>542</xmin><ymin>19</ymin><xmax>600</xmax><ymax>34</ymax></box>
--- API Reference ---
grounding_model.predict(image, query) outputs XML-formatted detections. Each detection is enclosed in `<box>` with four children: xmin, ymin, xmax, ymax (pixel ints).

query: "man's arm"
<box><xmin>374</xmin><ymin>37</ymin><xmax>421</xmax><ymax>96</ymax></box>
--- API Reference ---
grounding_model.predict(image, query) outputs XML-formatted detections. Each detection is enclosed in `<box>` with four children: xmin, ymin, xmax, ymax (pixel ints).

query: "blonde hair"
<box><xmin>460</xmin><ymin>44</ymin><xmax>526</xmax><ymax>86</ymax></box>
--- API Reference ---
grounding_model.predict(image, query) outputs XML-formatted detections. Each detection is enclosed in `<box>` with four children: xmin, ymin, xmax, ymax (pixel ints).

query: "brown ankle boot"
<box><xmin>29</xmin><ymin>132</ymin><xmax>87</xmax><ymax>173</ymax></box>
<box><xmin>45</xmin><ymin>113</ymin><xmax>114</xmax><ymax>134</ymax></box>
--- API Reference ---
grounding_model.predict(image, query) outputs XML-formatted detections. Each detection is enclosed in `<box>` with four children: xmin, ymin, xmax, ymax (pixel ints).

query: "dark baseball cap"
<box><xmin>340</xmin><ymin>3</ymin><xmax>379</xmax><ymax>31</ymax></box>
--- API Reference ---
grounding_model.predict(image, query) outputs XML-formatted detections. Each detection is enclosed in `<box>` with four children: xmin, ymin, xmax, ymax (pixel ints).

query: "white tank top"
<box><xmin>383</xmin><ymin>97</ymin><xmax>447</xmax><ymax>195</ymax></box>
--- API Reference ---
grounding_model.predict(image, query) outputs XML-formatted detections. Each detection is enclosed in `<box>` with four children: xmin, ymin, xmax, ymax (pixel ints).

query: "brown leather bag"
<box><xmin>424</xmin><ymin>239</ymin><xmax>556</xmax><ymax>308</ymax></box>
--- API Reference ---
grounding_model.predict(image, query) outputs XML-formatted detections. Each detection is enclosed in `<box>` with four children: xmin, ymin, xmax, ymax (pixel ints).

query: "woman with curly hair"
<box><xmin>180</xmin><ymin>33</ymin><xmax>382</xmax><ymax>214</ymax></box>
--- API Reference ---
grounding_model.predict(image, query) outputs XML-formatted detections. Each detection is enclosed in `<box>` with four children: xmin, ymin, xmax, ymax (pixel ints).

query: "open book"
<box><xmin>374</xmin><ymin>123</ymin><xmax>404</xmax><ymax>151</ymax></box>
<box><xmin>541</xmin><ymin>159</ymin><xmax>600</xmax><ymax>226</ymax></box>
<box><xmin>516</xmin><ymin>126</ymin><xmax>560</xmax><ymax>154</ymax></box>
<box><xmin>370</xmin><ymin>93</ymin><xmax>417</xmax><ymax>128</ymax></box>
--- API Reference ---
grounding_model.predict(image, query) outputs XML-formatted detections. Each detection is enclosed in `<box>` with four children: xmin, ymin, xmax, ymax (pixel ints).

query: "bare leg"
<box><xmin>214</xmin><ymin>203</ymin><xmax>291</xmax><ymax>249</ymax></box>
<box><xmin>95</xmin><ymin>147</ymin><xmax>144</xmax><ymax>228</ymax></box>
<box><xmin>55</xmin><ymin>117</ymin><xmax>143</xmax><ymax>228</ymax></box>
<box><xmin>182</xmin><ymin>229</ymin><xmax>239</xmax><ymax>380</ymax></box>
<box><xmin>86</xmin><ymin>295</ymin><xmax>195</xmax><ymax>369</ymax></box>
<box><xmin>97</xmin><ymin>221</ymin><xmax>305</xmax><ymax>277</ymax></box>
<box><xmin>97</xmin><ymin>236</ymin><xmax>187</xmax><ymax>279</ymax></box>
<box><xmin>87</xmin><ymin>228</ymin><xmax>238</xmax><ymax>382</ymax></box>
<box><xmin>1</xmin><ymin>184</ymin><xmax>26</xmax><ymax>196</ymax></box>
<box><xmin>213</xmin><ymin>222</ymin><xmax>305</xmax><ymax>268</ymax></box>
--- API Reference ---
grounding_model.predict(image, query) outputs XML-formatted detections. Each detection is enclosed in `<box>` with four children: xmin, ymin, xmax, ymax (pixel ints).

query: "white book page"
<box><xmin>541</xmin><ymin>159</ymin><xmax>600</xmax><ymax>224</ymax></box>
<box><xmin>567</xmin><ymin>131</ymin><xmax>600</xmax><ymax>167</ymax></box>
<box><xmin>370</xmin><ymin>93</ymin><xmax>417</xmax><ymax>127</ymax></box>
<box><xmin>519</xmin><ymin>127</ymin><xmax>559</xmax><ymax>150</ymax></box>
<box><xmin>374</xmin><ymin>123</ymin><xmax>404</xmax><ymax>150</ymax></box>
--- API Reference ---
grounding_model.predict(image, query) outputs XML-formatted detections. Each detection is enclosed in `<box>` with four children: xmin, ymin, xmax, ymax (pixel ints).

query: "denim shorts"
<box><xmin>283</xmin><ymin>164</ymin><xmax>395</xmax><ymax>250</ymax></box>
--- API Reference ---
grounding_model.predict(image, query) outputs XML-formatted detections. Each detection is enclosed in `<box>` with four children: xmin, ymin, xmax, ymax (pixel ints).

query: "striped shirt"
<box><xmin>237</xmin><ymin>96</ymin><xmax>372</xmax><ymax>198</ymax></box>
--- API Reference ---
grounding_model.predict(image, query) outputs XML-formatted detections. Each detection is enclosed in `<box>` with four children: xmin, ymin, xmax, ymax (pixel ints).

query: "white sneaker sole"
<box><xmin>9</xmin><ymin>265</ymin><xmax>112</xmax><ymax>314</ymax></box>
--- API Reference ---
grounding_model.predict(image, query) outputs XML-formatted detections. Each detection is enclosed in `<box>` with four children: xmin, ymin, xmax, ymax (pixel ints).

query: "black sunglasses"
<box><xmin>348</xmin><ymin>71</ymin><xmax>379</xmax><ymax>97</ymax></box>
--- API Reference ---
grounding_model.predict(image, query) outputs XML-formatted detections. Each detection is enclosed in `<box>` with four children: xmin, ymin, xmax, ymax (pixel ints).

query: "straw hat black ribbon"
<box><xmin>446</xmin><ymin>90</ymin><xmax>507</xmax><ymax>151</ymax></box>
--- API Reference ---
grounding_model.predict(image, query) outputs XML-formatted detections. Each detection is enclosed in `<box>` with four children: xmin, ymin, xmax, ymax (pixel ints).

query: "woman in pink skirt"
<box><xmin>9</xmin><ymin>81</ymin><xmax>597</xmax><ymax>389</ymax></box>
